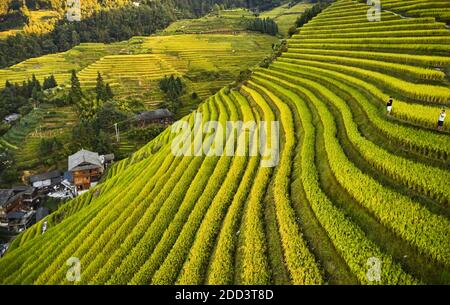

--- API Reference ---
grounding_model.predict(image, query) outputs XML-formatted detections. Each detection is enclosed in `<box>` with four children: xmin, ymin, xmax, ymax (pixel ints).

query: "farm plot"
<box><xmin>260</xmin><ymin>2</ymin><xmax>313</xmax><ymax>36</ymax></box>
<box><xmin>0</xmin><ymin>42</ymin><xmax>128</xmax><ymax>88</ymax></box>
<box><xmin>15</xmin><ymin>105</ymin><xmax>77</xmax><ymax>171</ymax></box>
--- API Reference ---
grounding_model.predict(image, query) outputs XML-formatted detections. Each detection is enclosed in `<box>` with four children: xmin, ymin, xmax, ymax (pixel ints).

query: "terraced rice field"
<box><xmin>161</xmin><ymin>9</ymin><xmax>254</xmax><ymax>34</ymax></box>
<box><xmin>82</xmin><ymin>34</ymin><xmax>277</xmax><ymax>108</ymax></box>
<box><xmin>0</xmin><ymin>10</ymin><xmax>60</xmax><ymax>40</ymax></box>
<box><xmin>0</xmin><ymin>42</ymin><xmax>128</xmax><ymax>88</ymax></box>
<box><xmin>78</xmin><ymin>54</ymin><xmax>182</xmax><ymax>90</ymax></box>
<box><xmin>379</xmin><ymin>0</ymin><xmax>450</xmax><ymax>23</ymax></box>
<box><xmin>260</xmin><ymin>2</ymin><xmax>313</xmax><ymax>36</ymax></box>
<box><xmin>15</xmin><ymin>105</ymin><xmax>77</xmax><ymax>170</ymax></box>
<box><xmin>0</xmin><ymin>29</ymin><xmax>21</xmax><ymax>40</ymax></box>
<box><xmin>0</xmin><ymin>33</ymin><xmax>276</xmax><ymax>110</ymax></box>
<box><xmin>0</xmin><ymin>104</ymin><xmax>76</xmax><ymax>172</ymax></box>
<box><xmin>0</xmin><ymin>29</ymin><xmax>276</xmax><ymax>174</ymax></box>
<box><xmin>1</xmin><ymin>0</ymin><xmax>449</xmax><ymax>285</ymax></box>
<box><xmin>0</xmin><ymin>109</ymin><xmax>44</xmax><ymax>151</ymax></box>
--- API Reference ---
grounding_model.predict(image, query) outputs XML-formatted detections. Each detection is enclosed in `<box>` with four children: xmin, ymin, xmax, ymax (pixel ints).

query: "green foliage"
<box><xmin>0</xmin><ymin>75</ymin><xmax>44</xmax><ymax>118</ymax></box>
<box><xmin>42</xmin><ymin>74</ymin><xmax>57</xmax><ymax>90</ymax></box>
<box><xmin>295</xmin><ymin>1</ymin><xmax>330</xmax><ymax>28</ymax></box>
<box><xmin>95</xmin><ymin>72</ymin><xmax>108</xmax><ymax>102</ymax></box>
<box><xmin>243</xmin><ymin>83</ymin><xmax>323</xmax><ymax>284</ymax></box>
<box><xmin>0</xmin><ymin>0</ymin><xmax>284</xmax><ymax>69</ymax></box>
<box><xmin>0</xmin><ymin>122</ymin><xmax>10</xmax><ymax>136</ymax></box>
<box><xmin>213</xmin><ymin>3</ymin><xmax>221</xmax><ymax>15</ymax></box>
<box><xmin>38</xmin><ymin>137</ymin><xmax>63</xmax><ymax>165</ymax></box>
<box><xmin>159</xmin><ymin>75</ymin><xmax>185</xmax><ymax>113</ymax></box>
<box><xmin>259</xmin><ymin>40</ymin><xmax>287</xmax><ymax>68</ymax></box>
<box><xmin>159</xmin><ymin>75</ymin><xmax>184</xmax><ymax>99</ymax></box>
<box><xmin>70</xmin><ymin>100</ymin><xmax>129</xmax><ymax>155</ymax></box>
<box><xmin>68</xmin><ymin>70</ymin><xmax>82</xmax><ymax>104</ymax></box>
<box><xmin>70</xmin><ymin>121</ymin><xmax>113</xmax><ymax>155</ymax></box>
<box><xmin>247</xmin><ymin>17</ymin><xmax>279</xmax><ymax>36</ymax></box>
<box><xmin>127</xmin><ymin>125</ymin><xmax>166</xmax><ymax>142</ymax></box>
<box><xmin>233</xmin><ymin>68</ymin><xmax>253</xmax><ymax>87</ymax></box>
<box><xmin>105</xmin><ymin>83</ymin><xmax>113</xmax><ymax>100</ymax></box>
<box><xmin>0</xmin><ymin>8</ymin><xmax>28</xmax><ymax>32</ymax></box>
<box><xmin>0</xmin><ymin>147</ymin><xmax>19</xmax><ymax>187</ymax></box>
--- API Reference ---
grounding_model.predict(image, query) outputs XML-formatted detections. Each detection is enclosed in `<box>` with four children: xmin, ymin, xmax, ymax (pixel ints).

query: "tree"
<box><xmin>0</xmin><ymin>147</ymin><xmax>19</xmax><ymax>187</ymax></box>
<box><xmin>95</xmin><ymin>71</ymin><xmax>107</xmax><ymax>102</ymax></box>
<box><xmin>31</xmin><ymin>74</ymin><xmax>41</xmax><ymax>91</ymax></box>
<box><xmin>31</xmin><ymin>86</ymin><xmax>39</xmax><ymax>101</ymax></box>
<box><xmin>247</xmin><ymin>17</ymin><xmax>278</xmax><ymax>36</ymax></box>
<box><xmin>68</xmin><ymin>70</ymin><xmax>82</xmax><ymax>103</ymax></box>
<box><xmin>71</xmin><ymin>30</ymin><xmax>80</xmax><ymax>45</ymax></box>
<box><xmin>296</xmin><ymin>2</ymin><xmax>330</xmax><ymax>28</ymax></box>
<box><xmin>38</xmin><ymin>137</ymin><xmax>64</xmax><ymax>165</ymax></box>
<box><xmin>159</xmin><ymin>75</ymin><xmax>185</xmax><ymax>113</ymax></box>
<box><xmin>213</xmin><ymin>3</ymin><xmax>221</xmax><ymax>15</ymax></box>
<box><xmin>43</xmin><ymin>74</ymin><xmax>58</xmax><ymax>90</ymax></box>
<box><xmin>105</xmin><ymin>83</ymin><xmax>114</xmax><ymax>100</ymax></box>
<box><xmin>50</xmin><ymin>74</ymin><xmax>58</xmax><ymax>88</ymax></box>
<box><xmin>9</xmin><ymin>0</ymin><xmax>23</xmax><ymax>11</ymax></box>
<box><xmin>56</xmin><ymin>27</ymin><xmax>70</xmax><ymax>51</ymax></box>
<box><xmin>43</xmin><ymin>76</ymin><xmax>52</xmax><ymax>90</ymax></box>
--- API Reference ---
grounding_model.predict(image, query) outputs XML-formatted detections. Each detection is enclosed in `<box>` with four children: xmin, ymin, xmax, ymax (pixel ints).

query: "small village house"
<box><xmin>3</xmin><ymin>113</ymin><xmax>20</xmax><ymax>124</ymax></box>
<box><xmin>68</xmin><ymin>149</ymin><xmax>114</xmax><ymax>191</ymax></box>
<box><xmin>0</xmin><ymin>186</ymin><xmax>38</xmax><ymax>232</ymax></box>
<box><xmin>12</xmin><ymin>186</ymin><xmax>39</xmax><ymax>208</ymax></box>
<box><xmin>135</xmin><ymin>108</ymin><xmax>174</xmax><ymax>127</ymax></box>
<box><xmin>29</xmin><ymin>170</ymin><xmax>63</xmax><ymax>189</ymax></box>
<box><xmin>6</xmin><ymin>211</ymin><xmax>34</xmax><ymax>232</ymax></box>
<box><xmin>0</xmin><ymin>189</ymin><xmax>17</xmax><ymax>224</ymax></box>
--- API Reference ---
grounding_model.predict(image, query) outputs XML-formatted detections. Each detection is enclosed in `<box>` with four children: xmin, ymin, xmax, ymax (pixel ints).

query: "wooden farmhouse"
<box><xmin>29</xmin><ymin>170</ymin><xmax>63</xmax><ymax>189</ymax></box>
<box><xmin>0</xmin><ymin>186</ymin><xmax>38</xmax><ymax>231</ymax></box>
<box><xmin>68</xmin><ymin>149</ymin><xmax>114</xmax><ymax>191</ymax></box>
<box><xmin>135</xmin><ymin>108</ymin><xmax>174</xmax><ymax>127</ymax></box>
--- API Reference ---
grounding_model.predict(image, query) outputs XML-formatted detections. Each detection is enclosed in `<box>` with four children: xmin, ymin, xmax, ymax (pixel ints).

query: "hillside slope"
<box><xmin>0</xmin><ymin>32</ymin><xmax>276</xmax><ymax>173</ymax></box>
<box><xmin>1</xmin><ymin>0</ymin><xmax>449</xmax><ymax>285</ymax></box>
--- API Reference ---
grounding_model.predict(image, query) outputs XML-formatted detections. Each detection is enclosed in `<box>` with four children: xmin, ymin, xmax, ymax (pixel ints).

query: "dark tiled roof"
<box><xmin>0</xmin><ymin>189</ymin><xmax>14</xmax><ymax>207</ymax></box>
<box><xmin>36</xmin><ymin>207</ymin><xmax>49</xmax><ymax>222</ymax></box>
<box><xmin>6</xmin><ymin>211</ymin><xmax>26</xmax><ymax>220</ymax></box>
<box><xmin>135</xmin><ymin>109</ymin><xmax>173</xmax><ymax>122</ymax></box>
<box><xmin>102</xmin><ymin>154</ymin><xmax>115</xmax><ymax>162</ymax></box>
<box><xmin>68</xmin><ymin>149</ymin><xmax>103</xmax><ymax>172</ymax></box>
<box><xmin>12</xmin><ymin>185</ymin><xmax>36</xmax><ymax>195</ymax></box>
<box><xmin>29</xmin><ymin>170</ymin><xmax>62</xmax><ymax>183</ymax></box>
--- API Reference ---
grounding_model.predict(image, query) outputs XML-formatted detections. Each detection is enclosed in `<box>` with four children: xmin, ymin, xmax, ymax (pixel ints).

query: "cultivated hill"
<box><xmin>0</xmin><ymin>0</ymin><xmax>449</xmax><ymax>285</ymax></box>
<box><xmin>0</xmin><ymin>32</ymin><xmax>276</xmax><ymax>172</ymax></box>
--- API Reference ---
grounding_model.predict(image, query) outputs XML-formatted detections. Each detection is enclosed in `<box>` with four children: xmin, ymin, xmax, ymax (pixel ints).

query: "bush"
<box><xmin>295</xmin><ymin>2</ymin><xmax>331</xmax><ymax>28</ymax></box>
<box><xmin>0</xmin><ymin>122</ymin><xmax>11</xmax><ymax>136</ymax></box>
<box><xmin>247</xmin><ymin>17</ymin><xmax>279</xmax><ymax>36</ymax></box>
<box><xmin>128</xmin><ymin>125</ymin><xmax>166</xmax><ymax>142</ymax></box>
<box><xmin>38</xmin><ymin>137</ymin><xmax>64</xmax><ymax>165</ymax></box>
<box><xmin>288</xmin><ymin>26</ymin><xmax>297</xmax><ymax>37</ymax></box>
<box><xmin>18</xmin><ymin>104</ymin><xmax>33</xmax><ymax>116</ymax></box>
<box><xmin>259</xmin><ymin>40</ymin><xmax>288</xmax><ymax>68</ymax></box>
